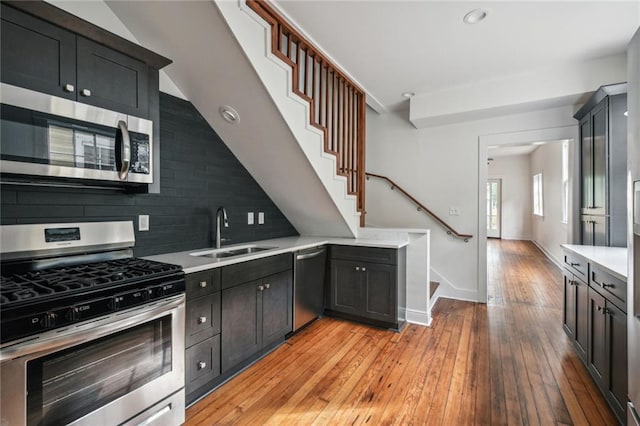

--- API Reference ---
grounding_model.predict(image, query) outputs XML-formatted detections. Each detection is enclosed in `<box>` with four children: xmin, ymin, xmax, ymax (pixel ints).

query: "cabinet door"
<box><xmin>605</xmin><ymin>301</ymin><xmax>627</xmax><ymax>418</ymax></box>
<box><xmin>562</xmin><ymin>271</ymin><xmax>577</xmax><ymax>339</ymax></box>
<box><xmin>261</xmin><ymin>270</ymin><xmax>292</xmax><ymax>348</ymax></box>
<box><xmin>361</xmin><ymin>262</ymin><xmax>396</xmax><ymax>323</ymax></box>
<box><xmin>580</xmin><ymin>216</ymin><xmax>594</xmax><ymax>246</ymax></box>
<box><xmin>186</xmin><ymin>293</ymin><xmax>221</xmax><ymax>347</ymax></box>
<box><xmin>330</xmin><ymin>260</ymin><xmax>362</xmax><ymax>315</ymax></box>
<box><xmin>221</xmin><ymin>280</ymin><xmax>260</xmax><ymax>373</ymax></box>
<box><xmin>580</xmin><ymin>116</ymin><xmax>593</xmax><ymax>212</ymax></box>
<box><xmin>185</xmin><ymin>335</ymin><xmax>221</xmax><ymax>396</ymax></box>
<box><xmin>588</xmin><ymin>289</ymin><xmax>607</xmax><ymax>386</ymax></box>
<box><xmin>592</xmin><ymin>215</ymin><xmax>608</xmax><ymax>247</ymax></box>
<box><xmin>574</xmin><ymin>278</ymin><xmax>589</xmax><ymax>362</ymax></box>
<box><xmin>76</xmin><ymin>37</ymin><xmax>149</xmax><ymax>117</ymax></box>
<box><xmin>591</xmin><ymin>99</ymin><xmax>608</xmax><ymax>215</ymax></box>
<box><xmin>0</xmin><ymin>4</ymin><xmax>76</xmax><ymax>100</ymax></box>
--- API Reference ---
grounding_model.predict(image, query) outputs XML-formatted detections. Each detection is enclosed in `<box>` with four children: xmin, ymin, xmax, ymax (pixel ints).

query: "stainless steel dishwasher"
<box><xmin>293</xmin><ymin>246</ymin><xmax>327</xmax><ymax>332</ymax></box>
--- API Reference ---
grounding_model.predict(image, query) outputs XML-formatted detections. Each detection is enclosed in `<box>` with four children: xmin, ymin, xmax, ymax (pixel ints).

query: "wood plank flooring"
<box><xmin>186</xmin><ymin>240</ymin><xmax>617</xmax><ymax>425</ymax></box>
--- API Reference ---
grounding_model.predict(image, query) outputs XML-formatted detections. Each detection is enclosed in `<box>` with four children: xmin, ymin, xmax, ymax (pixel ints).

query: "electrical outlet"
<box><xmin>247</xmin><ymin>212</ymin><xmax>254</xmax><ymax>225</ymax></box>
<box><xmin>258</xmin><ymin>212</ymin><xmax>265</xmax><ymax>225</ymax></box>
<box><xmin>138</xmin><ymin>215</ymin><xmax>149</xmax><ymax>231</ymax></box>
<box><xmin>449</xmin><ymin>207</ymin><xmax>460</xmax><ymax>216</ymax></box>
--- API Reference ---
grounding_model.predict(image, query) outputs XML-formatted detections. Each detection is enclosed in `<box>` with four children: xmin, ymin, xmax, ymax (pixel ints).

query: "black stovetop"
<box><xmin>0</xmin><ymin>257</ymin><xmax>184</xmax><ymax>344</ymax></box>
<box><xmin>1</xmin><ymin>258</ymin><xmax>181</xmax><ymax>307</ymax></box>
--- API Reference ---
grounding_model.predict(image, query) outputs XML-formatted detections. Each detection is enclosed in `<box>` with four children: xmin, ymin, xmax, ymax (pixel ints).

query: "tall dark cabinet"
<box><xmin>574</xmin><ymin>83</ymin><xmax>628</xmax><ymax>247</ymax></box>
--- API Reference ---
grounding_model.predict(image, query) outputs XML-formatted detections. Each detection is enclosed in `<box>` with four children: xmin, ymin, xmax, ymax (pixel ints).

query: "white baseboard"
<box><xmin>531</xmin><ymin>240</ymin><xmax>563</xmax><ymax>270</ymax></box>
<box><xmin>406</xmin><ymin>308</ymin><xmax>431</xmax><ymax>327</ymax></box>
<box><xmin>501</xmin><ymin>235</ymin><xmax>532</xmax><ymax>241</ymax></box>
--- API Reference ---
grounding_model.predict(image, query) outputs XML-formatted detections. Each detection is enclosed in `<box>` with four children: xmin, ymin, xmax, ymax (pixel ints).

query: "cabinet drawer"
<box><xmin>590</xmin><ymin>265</ymin><xmax>626</xmax><ymax>308</ymax></box>
<box><xmin>186</xmin><ymin>292</ymin><xmax>221</xmax><ymax>347</ymax></box>
<box><xmin>185</xmin><ymin>334</ymin><xmax>220</xmax><ymax>395</ymax></box>
<box><xmin>563</xmin><ymin>253</ymin><xmax>588</xmax><ymax>281</ymax></box>
<box><xmin>186</xmin><ymin>269</ymin><xmax>221</xmax><ymax>299</ymax></box>
<box><xmin>221</xmin><ymin>254</ymin><xmax>291</xmax><ymax>289</ymax></box>
<box><xmin>330</xmin><ymin>245</ymin><xmax>397</xmax><ymax>265</ymax></box>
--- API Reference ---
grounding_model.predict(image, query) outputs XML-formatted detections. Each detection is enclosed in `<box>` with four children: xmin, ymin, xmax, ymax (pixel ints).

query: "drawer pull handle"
<box><xmin>264</xmin><ymin>283</ymin><xmax>270</xmax><ymax>289</ymax></box>
<box><xmin>198</xmin><ymin>316</ymin><xmax>207</xmax><ymax>324</ymax></box>
<box><xmin>258</xmin><ymin>285</ymin><xmax>265</xmax><ymax>292</ymax></box>
<box><xmin>361</xmin><ymin>267</ymin><xmax>366</xmax><ymax>272</ymax></box>
<box><xmin>199</xmin><ymin>281</ymin><xmax>207</xmax><ymax>288</ymax></box>
<box><xmin>64</xmin><ymin>83</ymin><xmax>75</xmax><ymax>92</ymax></box>
<box><xmin>81</xmin><ymin>88</ymin><xmax>92</xmax><ymax>97</ymax></box>
<box><xmin>568</xmin><ymin>280</ymin><xmax>576</xmax><ymax>286</ymax></box>
<box><xmin>603</xmin><ymin>308</ymin><xmax>611</xmax><ymax>316</ymax></box>
<box><xmin>198</xmin><ymin>361</ymin><xmax>207</xmax><ymax>370</ymax></box>
<box><xmin>355</xmin><ymin>267</ymin><xmax>360</xmax><ymax>271</ymax></box>
<box><xmin>570</xmin><ymin>262</ymin><xmax>580</xmax><ymax>267</ymax></box>
<box><xmin>602</xmin><ymin>283</ymin><xmax>614</xmax><ymax>288</ymax></box>
<box><xmin>596</xmin><ymin>305</ymin><xmax>603</xmax><ymax>312</ymax></box>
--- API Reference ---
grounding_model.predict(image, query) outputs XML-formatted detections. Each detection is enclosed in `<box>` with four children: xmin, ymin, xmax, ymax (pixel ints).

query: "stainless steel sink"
<box><xmin>190</xmin><ymin>245</ymin><xmax>277</xmax><ymax>259</ymax></box>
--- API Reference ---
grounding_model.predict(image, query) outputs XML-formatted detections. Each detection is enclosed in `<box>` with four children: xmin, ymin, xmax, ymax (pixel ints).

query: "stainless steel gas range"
<box><xmin>0</xmin><ymin>221</ymin><xmax>186</xmax><ymax>426</ymax></box>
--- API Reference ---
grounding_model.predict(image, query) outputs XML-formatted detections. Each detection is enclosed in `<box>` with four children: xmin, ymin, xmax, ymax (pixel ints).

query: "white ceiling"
<box><xmin>488</xmin><ymin>144</ymin><xmax>539</xmax><ymax>158</ymax></box>
<box><xmin>274</xmin><ymin>1</ymin><xmax>640</xmax><ymax>111</ymax></box>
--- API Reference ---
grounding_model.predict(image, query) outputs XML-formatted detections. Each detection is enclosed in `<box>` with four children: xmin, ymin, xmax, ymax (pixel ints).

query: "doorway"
<box><xmin>487</xmin><ymin>179</ymin><xmax>501</xmax><ymax>238</ymax></box>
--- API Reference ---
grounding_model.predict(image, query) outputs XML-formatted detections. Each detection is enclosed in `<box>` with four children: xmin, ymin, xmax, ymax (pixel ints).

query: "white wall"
<box><xmin>530</xmin><ymin>142</ymin><xmax>568</xmax><ymax>265</ymax></box>
<box><xmin>488</xmin><ymin>155</ymin><xmax>532</xmax><ymax>240</ymax></box>
<box><xmin>366</xmin><ymin>105</ymin><xmax>577</xmax><ymax>302</ymax></box>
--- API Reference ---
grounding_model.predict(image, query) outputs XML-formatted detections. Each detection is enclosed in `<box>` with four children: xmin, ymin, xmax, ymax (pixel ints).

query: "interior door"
<box><xmin>487</xmin><ymin>179</ymin><xmax>502</xmax><ymax>238</ymax></box>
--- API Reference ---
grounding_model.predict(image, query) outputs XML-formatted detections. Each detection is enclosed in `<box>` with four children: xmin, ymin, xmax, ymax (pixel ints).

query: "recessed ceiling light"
<box><xmin>219</xmin><ymin>105</ymin><xmax>240</xmax><ymax>123</ymax></box>
<box><xmin>401</xmin><ymin>92</ymin><xmax>415</xmax><ymax>98</ymax></box>
<box><xmin>463</xmin><ymin>8</ymin><xmax>488</xmax><ymax>24</ymax></box>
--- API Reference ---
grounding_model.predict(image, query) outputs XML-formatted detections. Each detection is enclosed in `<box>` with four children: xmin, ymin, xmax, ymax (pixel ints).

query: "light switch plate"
<box><xmin>248</xmin><ymin>212</ymin><xmax>254</xmax><ymax>225</ymax></box>
<box><xmin>449</xmin><ymin>207</ymin><xmax>460</xmax><ymax>216</ymax></box>
<box><xmin>138</xmin><ymin>215</ymin><xmax>149</xmax><ymax>231</ymax></box>
<box><xmin>258</xmin><ymin>212</ymin><xmax>265</xmax><ymax>224</ymax></box>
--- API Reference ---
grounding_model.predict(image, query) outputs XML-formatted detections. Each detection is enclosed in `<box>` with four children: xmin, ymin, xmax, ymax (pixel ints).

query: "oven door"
<box><xmin>0</xmin><ymin>295</ymin><xmax>185</xmax><ymax>426</ymax></box>
<box><xmin>0</xmin><ymin>83</ymin><xmax>153</xmax><ymax>184</ymax></box>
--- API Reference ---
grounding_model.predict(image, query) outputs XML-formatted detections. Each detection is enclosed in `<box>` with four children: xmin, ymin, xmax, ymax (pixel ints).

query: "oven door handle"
<box><xmin>115</xmin><ymin>120</ymin><xmax>131</xmax><ymax>181</ymax></box>
<box><xmin>0</xmin><ymin>295</ymin><xmax>185</xmax><ymax>362</ymax></box>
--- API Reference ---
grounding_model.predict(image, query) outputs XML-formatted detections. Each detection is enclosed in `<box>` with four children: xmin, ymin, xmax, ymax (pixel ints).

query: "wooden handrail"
<box><xmin>247</xmin><ymin>0</ymin><xmax>366</xmax><ymax>226</ymax></box>
<box><xmin>365</xmin><ymin>172</ymin><xmax>473</xmax><ymax>242</ymax></box>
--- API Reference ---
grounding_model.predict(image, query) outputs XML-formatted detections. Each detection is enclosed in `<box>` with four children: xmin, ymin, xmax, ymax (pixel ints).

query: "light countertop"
<box><xmin>561</xmin><ymin>244</ymin><xmax>628</xmax><ymax>281</ymax></box>
<box><xmin>145</xmin><ymin>236</ymin><xmax>409</xmax><ymax>274</ymax></box>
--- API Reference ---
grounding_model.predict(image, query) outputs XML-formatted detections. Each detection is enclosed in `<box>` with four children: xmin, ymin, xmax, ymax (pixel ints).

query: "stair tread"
<box><xmin>429</xmin><ymin>281</ymin><xmax>440</xmax><ymax>299</ymax></box>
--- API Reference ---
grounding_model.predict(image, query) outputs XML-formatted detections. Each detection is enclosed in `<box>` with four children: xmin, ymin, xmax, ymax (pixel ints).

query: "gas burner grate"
<box><xmin>0</xmin><ymin>258</ymin><xmax>182</xmax><ymax>307</ymax></box>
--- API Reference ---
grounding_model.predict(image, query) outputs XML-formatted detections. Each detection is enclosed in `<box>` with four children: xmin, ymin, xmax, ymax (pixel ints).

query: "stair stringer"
<box><xmin>216</xmin><ymin>0</ymin><xmax>361</xmax><ymax>237</ymax></box>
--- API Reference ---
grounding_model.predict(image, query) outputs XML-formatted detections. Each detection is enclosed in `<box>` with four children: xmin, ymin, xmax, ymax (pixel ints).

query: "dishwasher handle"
<box><xmin>296</xmin><ymin>249</ymin><xmax>326</xmax><ymax>261</ymax></box>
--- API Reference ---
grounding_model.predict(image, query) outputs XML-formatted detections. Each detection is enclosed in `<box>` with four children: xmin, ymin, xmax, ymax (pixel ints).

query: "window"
<box><xmin>533</xmin><ymin>172</ymin><xmax>543</xmax><ymax>216</ymax></box>
<box><xmin>561</xmin><ymin>141</ymin><xmax>569</xmax><ymax>223</ymax></box>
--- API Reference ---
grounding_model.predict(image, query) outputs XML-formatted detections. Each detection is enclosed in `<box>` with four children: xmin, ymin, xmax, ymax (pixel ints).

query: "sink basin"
<box><xmin>190</xmin><ymin>245</ymin><xmax>278</xmax><ymax>259</ymax></box>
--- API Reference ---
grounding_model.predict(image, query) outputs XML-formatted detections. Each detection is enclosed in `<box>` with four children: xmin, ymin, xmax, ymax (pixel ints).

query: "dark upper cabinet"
<box><xmin>76</xmin><ymin>37</ymin><xmax>149</xmax><ymax>117</ymax></box>
<box><xmin>0</xmin><ymin>3</ymin><xmax>171</xmax><ymax>119</ymax></box>
<box><xmin>575</xmin><ymin>84</ymin><xmax>627</xmax><ymax>247</ymax></box>
<box><xmin>0</xmin><ymin>4</ymin><xmax>76</xmax><ymax>100</ymax></box>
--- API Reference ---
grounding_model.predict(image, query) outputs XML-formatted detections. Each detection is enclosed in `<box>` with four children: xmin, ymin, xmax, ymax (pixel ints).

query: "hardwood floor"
<box><xmin>186</xmin><ymin>240</ymin><xmax>617</xmax><ymax>425</ymax></box>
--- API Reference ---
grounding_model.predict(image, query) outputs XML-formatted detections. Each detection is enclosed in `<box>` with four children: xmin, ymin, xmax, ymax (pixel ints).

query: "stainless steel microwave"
<box><xmin>0</xmin><ymin>83</ymin><xmax>153</xmax><ymax>184</ymax></box>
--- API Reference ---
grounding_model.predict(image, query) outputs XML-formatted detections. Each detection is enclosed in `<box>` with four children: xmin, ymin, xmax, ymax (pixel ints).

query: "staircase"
<box><xmin>216</xmin><ymin>0</ymin><xmax>365</xmax><ymax>234</ymax></box>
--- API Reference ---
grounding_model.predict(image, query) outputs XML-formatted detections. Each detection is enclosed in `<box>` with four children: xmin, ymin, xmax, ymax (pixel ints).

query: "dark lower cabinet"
<box><xmin>221</xmin><ymin>266</ymin><xmax>292</xmax><ymax>373</ymax></box>
<box><xmin>563</xmin><ymin>270</ymin><xmax>588</xmax><ymax>362</ymax></box>
<box><xmin>184</xmin><ymin>269</ymin><xmax>222</xmax><ymax>400</ymax></box>
<box><xmin>221</xmin><ymin>279</ymin><xmax>260</xmax><ymax>372</ymax></box>
<box><xmin>327</xmin><ymin>245</ymin><xmax>406</xmax><ymax>330</ymax></box>
<box><xmin>562</xmin><ymin>249</ymin><xmax>628</xmax><ymax>425</ymax></box>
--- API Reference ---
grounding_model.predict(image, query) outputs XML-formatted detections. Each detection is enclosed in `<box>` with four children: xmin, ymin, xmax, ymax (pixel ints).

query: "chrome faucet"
<box><xmin>215</xmin><ymin>207</ymin><xmax>228</xmax><ymax>249</ymax></box>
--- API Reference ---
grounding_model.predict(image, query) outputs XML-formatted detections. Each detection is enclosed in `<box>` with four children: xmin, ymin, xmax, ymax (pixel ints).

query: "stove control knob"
<box><xmin>66</xmin><ymin>307</ymin><xmax>80</xmax><ymax>322</ymax></box>
<box><xmin>108</xmin><ymin>296</ymin><xmax>123</xmax><ymax>310</ymax></box>
<box><xmin>40</xmin><ymin>312</ymin><xmax>58</xmax><ymax>328</ymax></box>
